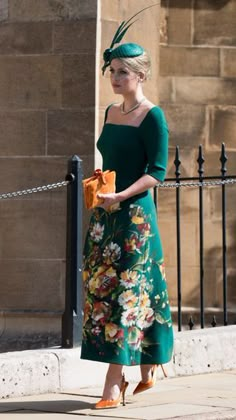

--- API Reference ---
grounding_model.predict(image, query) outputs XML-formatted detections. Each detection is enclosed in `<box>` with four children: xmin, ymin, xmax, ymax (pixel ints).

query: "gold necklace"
<box><xmin>120</xmin><ymin>97</ymin><xmax>146</xmax><ymax>115</ymax></box>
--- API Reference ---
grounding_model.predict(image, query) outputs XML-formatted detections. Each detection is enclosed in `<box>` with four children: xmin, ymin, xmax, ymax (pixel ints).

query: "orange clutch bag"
<box><xmin>82</xmin><ymin>169</ymin><xmax>116</xmax><ymax>210</ymax></box>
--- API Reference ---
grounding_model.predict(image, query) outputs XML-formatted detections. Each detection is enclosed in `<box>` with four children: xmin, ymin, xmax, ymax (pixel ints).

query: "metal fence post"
<box><xmin>220</xmin><ymin>143</ymin><xmax>228</xmax><ymax>326</ymax></box>
<box><xmin>62</xmin><ymin>155</ymin><xmax>83</xmax><ymax>348</ymax></box>
<box><xmin>174</xmin><ymin>146</ymin><xmax>182</xmax><ymax>332</ymax></box>
<box><xmin>197</xmin><ymin>145</ymin><xmax>205</xmax><ymax>329</ymax></box>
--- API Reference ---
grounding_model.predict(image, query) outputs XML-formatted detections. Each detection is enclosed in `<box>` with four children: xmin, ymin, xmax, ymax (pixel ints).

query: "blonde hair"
<box><xmin>118</xmin><ymin>51</ymin><xmax>151</xmax><ymax>81</ymax></box>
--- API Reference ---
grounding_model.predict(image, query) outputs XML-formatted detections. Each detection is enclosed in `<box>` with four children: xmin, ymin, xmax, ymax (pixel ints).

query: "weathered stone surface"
<box><xmin>158</xmin><ymin>185</ymin><xmax>205</xmax><ymax>222</ymax></box>
<box><xmin>175</xmin><ymin>77</ymin><xmax>236</xmax><ymax>105</ymax></box>
<box><xmin>204</xmin><ymin>268</ymin><xmax>219</xmax><ymax>307</ymax></box>
<box><xmin>160</xmin><ymin>0</ymin><xmax>168</xmax><ymax>44</ymax></box>
<box><xmin>99</xmin><ymin>20</ymin><xmax>120</xmax><ymax>109</ymax></box>
<box><xmin>0</xmin><ymin>0</ymin><xmax>8</xmax><ymax>21</ymax></box>
<box><xmin>209</xmin><ymin>106</ymin><xmax>236</xmax><ymax>148</ymax></box>
<box><xmin>78</xmin><ymin>0</ymin><xmax>97</xmax><ymax>18</ymax></box>
<box><xmin>222</xmin><ymin>49</ymin><xmax>236</xmax><ymax>77</ymax></box>
<box><xmin>227</xmin><ymin>269</ymin><xmax>236</xmax><ymax>306</ymax></box>
<box><xmin>203</xmin><ymin>150</ymin><xmax>236</xmax><ymax>176</ymax></box>
<box><xmin>166</xmin><ymin>266</ymin><xmax>200</xmax><ymax>306</ymax></box>
<box><xmin>9</xmin><ymin>0</ymin><xmax>97</xmax><ymax>21</ymax></box>
<box><xmin>203</xmin><ymin>266</ymin><xmax>236</xmax><ymax>308</ymax></box>
<box><xmin>204</xmin><ymin>218</ymin><xmax>224</xmax><ymax>260</ymax></box>
<box><xmin>0</xmin><ymin>157</ymin><xmax>68</xmax><ymax>191</ymax></box>
<box><xmin>2</xmin><ymin>313</ymin><xmax>61</xmax><ymax>334</ymax></box>
<box><xmin>160</xmin><ymin>46</ymin><xmax>220</xmax><ymax>77</ymax></box>
<box><xmin>99</xmin><ymin>70</ymin><xmax>117</xmax><ymax>108</ymax></box>
<box><xmin>0</xmin><ymin>111</ymin><xmax>46</xmax><ymax>156</ymax></box>
<box><xmin>210</xmin><ymin>188</ymin><xmax>236</xmax><ymax>221</ymax></box>
<box><xmin>203</xmin><ymin>216</ymin><xmax>236</xmax><ymax>265</ymax></box>
<box><xmin>0</xmin><ymin>351</ymin><xmax>60</xmax><ymax>398</ymax></box>
<box><xmin>0</xmin><ymin>22</ymin><xmax>52</xmax><ymax>54</ymax></box>
<box><xmin>174</xmin><ymin>326</ymin><xmax>236</xmax><ymax>375</ymax></box>
<box><xmin>0</xmin><ymin>56</ymin><xmax>62</xmax><ymax>109</ymax></box>
<box><xmin>168</xmin><ymin>0</ymin><xmax>192</xmax><ymax>45</ymax></box>
<box><xmin>208</xmin><ymin>267</ymin><xmax>236</xmax><ymax>309</ymax></box>
<box><xmin>164</xmin><ymin>104</ymin><xmax>206</xmax><ymax>147</ymax></box>
<box><xmin>159</xmin><ymin>219</ymin><xmax>177</xmax><ymax>267</ymax></box>
<box><xmin>160</xmin><ymin>220</ymin><xmax>198</xmax><ymax>268</ymax></box>
<box><xmin>0</xmin><ymin>259</ymin><xmax>65</xmax><ymax>310</ymax></box>
<box><xmin>0</xmin><ymin>198</ymin><xmax>66</xmax><ymax>259</ymax></box>
<box><xmin>62</xmin><ymin>55</ymin><xmax>95</xmax><ymax>108</ymax></box>
<box><xmin>54</xmin><ymin>19</ymin><xmax>96</xmax><ymax>53</ymax></box>
<box><xmin>194</xmin><ymin>0</ymin><xmax>236</xmax><ymax>46</ymax></box>
<box><xmin>0</xmin><ymin>313</ymin><xmax>61</xmax><ymax>352</ymax></box>
<box><xmin>158</xmin><ymin>76</ymin><xmax>174</xmax><ymax>104</ymax></box>
<box><xmin>100</xmin><ymin>0</ymin><xmax>119</xmax><ymax>20</ymax></box>
<box><xmin>47</xmin><ymin>110</ymin><xmax>95</xmax><ymax>156</ymax></box>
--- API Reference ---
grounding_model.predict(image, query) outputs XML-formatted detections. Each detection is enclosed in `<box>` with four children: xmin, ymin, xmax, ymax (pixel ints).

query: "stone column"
<box><xmin>0</xmin><ymin>0</ymin><xmax>97</xmax><ymax>350</ymax></box>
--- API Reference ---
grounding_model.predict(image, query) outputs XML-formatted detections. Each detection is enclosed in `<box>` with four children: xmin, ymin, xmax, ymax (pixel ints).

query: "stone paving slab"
<box><xmin>106</xmin><ymin>404</ymin><xmax>233</xmax><ymax>419</ymax></box>
<box><xmin>0</xmin><ymin>413</ymin><xmax>113</xmax><ymax>420</ymax></box>
<box><xmin>0</xmin><ymin>413</ymin><xmax>81</xmax><ymax>419</ymax></box>
<box><xmin>0</xmin><ymin>371</ymin><xmax>235</xmax><ymax>419</ymax></box>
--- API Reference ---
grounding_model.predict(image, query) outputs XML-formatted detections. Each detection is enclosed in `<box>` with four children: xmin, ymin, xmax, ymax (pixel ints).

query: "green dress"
<box><xmin>81</xmin><ymin>106</ymin><xmax>173</xmax><ymax>366</ymax></box>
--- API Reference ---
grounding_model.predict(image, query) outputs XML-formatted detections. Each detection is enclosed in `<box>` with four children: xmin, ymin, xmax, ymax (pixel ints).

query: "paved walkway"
<box><xmin>0</xmin><ymin>370</ymin><xmax>235</xmax><ymax>419</ymax></box>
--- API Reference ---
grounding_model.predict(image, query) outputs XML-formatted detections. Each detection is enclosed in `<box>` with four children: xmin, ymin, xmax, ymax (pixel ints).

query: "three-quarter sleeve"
<box><xmin>141</xmin><ymin>107</ymin><xmax>169</xmax><ymax>182</ymax></box>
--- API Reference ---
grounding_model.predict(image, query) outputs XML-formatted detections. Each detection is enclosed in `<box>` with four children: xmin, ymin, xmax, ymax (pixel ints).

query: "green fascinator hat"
<box><xmin>102</xmin><ymin>4</ymin><xmax>158</xmax><ymax>75</ymax></box>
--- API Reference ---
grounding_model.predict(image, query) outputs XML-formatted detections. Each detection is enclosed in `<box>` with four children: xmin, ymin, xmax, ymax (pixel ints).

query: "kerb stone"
<box><xmin>1</xmin><ymin>326</ymin><xmax>236</xmax><ymax>398</ymax></box>
<box><xmin>0</xmin><ymin>351</ymin><xmax>60</xmax><ymax>398</ymax></box>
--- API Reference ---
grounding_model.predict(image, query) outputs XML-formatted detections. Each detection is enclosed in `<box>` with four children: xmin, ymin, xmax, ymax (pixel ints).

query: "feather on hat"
<box><xmin>102</xmin><ymin>4</ymin><xmax>159</xmax><ymax>75</ymax></box>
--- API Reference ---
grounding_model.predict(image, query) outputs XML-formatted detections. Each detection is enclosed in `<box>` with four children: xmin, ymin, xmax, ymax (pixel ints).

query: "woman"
<box><xmin>81</xmin><ymin>10</ymin><xmax>173</xmax><ymax>410</ymax></box>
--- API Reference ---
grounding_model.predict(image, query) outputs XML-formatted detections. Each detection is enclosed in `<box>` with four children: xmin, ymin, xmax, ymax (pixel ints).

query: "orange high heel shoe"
<box><xmin>95</xmin><ymin>374</ymin><xmax>129</xmax><ymax>409</ymax></box>
<box><xmin>133</xmin><ymin>364</ymin><xmax>167</xmax><ymax>395</ymax></box>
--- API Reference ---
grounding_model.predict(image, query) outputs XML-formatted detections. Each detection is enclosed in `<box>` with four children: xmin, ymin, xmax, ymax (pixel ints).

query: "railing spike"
<box><xmin>220</xmin><ymin>143</ymin><xmax>227</xmax><ymax>177</ymax></box>
<box><xmin>188</xmin><ymin>316</ymin><xmax>194</xmax><ymax>330</ymax></box>
<box><xmin>174</xmin><ymin>145</ymin><xmax>181</xmax><ymax>179</ymax></box>
<box><xmin>211</xmin><ymin>316</ymin><xmax>217</xmax><ymax>327</ymax></box>
<box><xmin>197</xmin><ymin>144</ymin><xmax>205</xmax><ymax>178</ymax></box>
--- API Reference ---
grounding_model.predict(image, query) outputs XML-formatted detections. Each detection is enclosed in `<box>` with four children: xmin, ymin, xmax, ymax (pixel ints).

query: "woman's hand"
<box><xmin>97</xmin><ymin>192</ymin><xmax>120</xmax><ymax>211</ymax></box>
<box><xmin>96</xmin><ymin>174</ymin><xmax>159</xmax><ymax>211</ymax></box>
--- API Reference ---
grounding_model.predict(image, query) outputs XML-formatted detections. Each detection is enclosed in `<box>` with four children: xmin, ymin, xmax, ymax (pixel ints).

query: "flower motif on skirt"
<box><xmin>82</xmin><ymin>203</ymin><xmax>173</xmax><ymax>360</ymax></box>
<box><xmin>103</xmin><ymin>242</ymin><xmax>121</xmax><ymax>264</ymax></box>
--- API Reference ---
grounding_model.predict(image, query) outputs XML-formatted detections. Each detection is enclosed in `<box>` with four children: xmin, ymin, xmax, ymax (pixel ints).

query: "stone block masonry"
<box><xmin>159</xmin><ymin>0</ymin><xmax>236</xmax><ymax>312</ymax></box>
<box><xmin>0</xmin><ymin>0</ymin><xmax>97</xmax><ymax>351</ymax></box>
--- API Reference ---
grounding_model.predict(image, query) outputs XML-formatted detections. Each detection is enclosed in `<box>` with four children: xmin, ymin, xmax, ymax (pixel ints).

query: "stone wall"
<box><xmin>159</xmin><ymin>0</ymin><xmax>236</xmax><ymax>323</ymax></box>
<box><xmin>0</xmin><ymin>0</ymin><xmax>97</xmax><ymax>351</ymax></box>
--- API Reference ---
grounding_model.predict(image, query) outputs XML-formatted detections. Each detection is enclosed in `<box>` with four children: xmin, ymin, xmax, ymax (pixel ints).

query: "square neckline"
<box><xmin>104</xmin><ymin>106</ymin><xmax>158</xmax><ymax>129</ymax></box>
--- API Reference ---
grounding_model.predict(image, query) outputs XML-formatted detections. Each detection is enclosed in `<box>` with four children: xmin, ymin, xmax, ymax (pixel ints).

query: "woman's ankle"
<box><xmin>102</xmin><ymin>365</ymin><xmax>124</xmax><ymax>400</ymax></box>
<box><xmin>102</xmin><ymin>375</ymin><xmax>123</xmax><ymax>400</ymax></box>
<box><xmin>140</xmin><ymin>364</ymin><xmax>153</xmax><ymax>383</ymax></box>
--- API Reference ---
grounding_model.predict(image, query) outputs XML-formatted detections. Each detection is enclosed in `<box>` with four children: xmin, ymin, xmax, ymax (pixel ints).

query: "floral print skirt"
<box><xmin>81</xmin><ymin>192</ymin><xmax>174</xmax><ymax>366</ymax></box>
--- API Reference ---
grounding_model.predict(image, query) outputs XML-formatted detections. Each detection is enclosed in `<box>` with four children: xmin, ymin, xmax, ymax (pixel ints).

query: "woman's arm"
<box><xmin>97</xmin><ymin>174</ymin><xmax>159</xmax><ymax>209</ymax></box>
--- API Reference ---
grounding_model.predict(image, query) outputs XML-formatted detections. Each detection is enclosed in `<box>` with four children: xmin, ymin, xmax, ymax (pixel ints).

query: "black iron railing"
<box><xmin>62</xmin><ymin>146</ymin><xmax>236</xmax><ymax>347</ymax></box>
<box><xmin>62</xmin><ymin>155</ymin><xmax>83</xmax><ymax>348</ymax></box>
<box><xmin>154</xmin><ymin>144</ymin><xmax>236</xmax><ymax>332</ymax></box>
